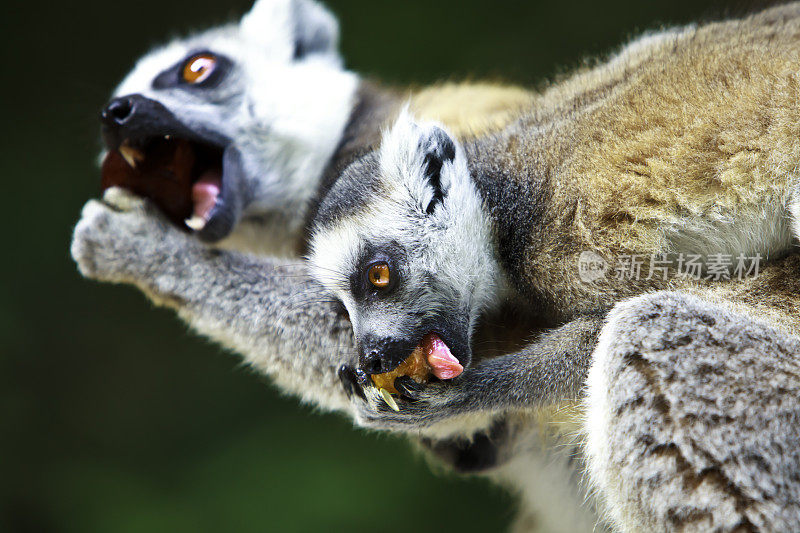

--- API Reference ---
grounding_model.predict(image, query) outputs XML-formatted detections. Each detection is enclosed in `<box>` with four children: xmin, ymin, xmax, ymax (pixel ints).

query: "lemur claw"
<box><xmin>337</xmin><ymin>360</ymin><xmax>471</xmax><ymax>430</ymax></box>
<box><xmin>338</xmin><ymin>364</ymin><xmax>367</xmax><ymax>401</ymax></box>
<box><xmin>394</xmin><ymin>376</ymin><xmax>424</xmax><ymax>401</ymax></box>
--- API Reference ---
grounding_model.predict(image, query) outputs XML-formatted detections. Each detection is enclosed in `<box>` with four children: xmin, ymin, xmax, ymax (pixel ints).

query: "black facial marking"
<box><xmin>100</xmin><ymin>94</ymin><xmax>229</xmax><ymax>150</ymax></box>
<box><xmin>420</xmin><ymin>127</ymin><xmax>456</xmax><ymax>214</ymax></box>
<box><xmin>152</xmin><ymin>50</ymin><xmax>233</xmax><ymax>90</ymax></box>
<box><xmin>338</xmin><ymin>364</ymin><xmax>366</xmax><ymax>401</ymax></box>
<box><xmin>313</xmin><ymin>153</ymin><xmax>382</xmax><ymax>232</ymax></box>
<box><xmin>349</xmin><ymin>241</ymin><xmax>405</xmax><ymax>301</ymax></box>
<box><xmin>356</xmin><ymin>310</ymin><xmax>472</xmax><ymax>377</ymax></box>
<box><xmin>196</xmin><ymin>145</ymin><xmax>246</xmax><ymax>243</ymax></box>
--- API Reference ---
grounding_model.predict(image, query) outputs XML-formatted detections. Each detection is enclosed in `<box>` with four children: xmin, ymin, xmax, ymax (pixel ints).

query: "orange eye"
<box><xmin>182</xmin><ymin>54</ymin><xmax>217</xmax><ymax>84</ymax></box>
<box><xmin>368</xmin><ymin>262</ymin><xmax>391</xmax><ymax>289</ymax></box>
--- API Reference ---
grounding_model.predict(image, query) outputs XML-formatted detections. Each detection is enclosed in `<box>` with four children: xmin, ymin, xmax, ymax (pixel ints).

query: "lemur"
<box><xmin>100</xmin><ymin>0</ymin><xmax>532</xmax><ymax>257</ymax></box>
<box><xmin>307</xmin><ymin>85</ymin><xmax>800</xmax><ymax>421</ymax></box>
<box><xmin>310</xmin><ymin>35</ymin><xmax>800</xmax><ymax>412</ymax></box>
<box><xmin>73</xmin><ymin>2</ymin><xmax>800</xmax><ymax>531</ymax></box>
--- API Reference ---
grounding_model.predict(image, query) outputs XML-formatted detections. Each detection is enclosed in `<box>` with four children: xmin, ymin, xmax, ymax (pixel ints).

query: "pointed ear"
<box><xmin>291</xmin><ymin>0</ymin><xmax>339</xmax><ymax>59</ymax></box>
<box><xmin>419</xmin><ymin>126</ymin><xmax>457</xmax><ymax>214</ymax></box>
<box><xmin>241</xmin><ymin>0</ymin><xmax>340</xmax><ymax>61</ymax></box>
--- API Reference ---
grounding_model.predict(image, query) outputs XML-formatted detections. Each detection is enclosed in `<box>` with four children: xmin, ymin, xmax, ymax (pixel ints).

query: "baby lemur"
<box><xmin>73</xmin><ymin>2</ymin><xmax>800</xmax><ymax>531</ymax></box>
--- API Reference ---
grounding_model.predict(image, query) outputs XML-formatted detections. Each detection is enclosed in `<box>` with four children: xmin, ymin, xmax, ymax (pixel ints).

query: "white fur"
<box><xmin>583</xmin><ymin>299</ymin><xmax>653</xmax><ymax>532</ymax></box>
<box><xmin>240</xmin><ymin>0</ymin><xmax>301</xmax><ymax>61</ymax></box>
<box><xmin>493</xmin><ymin>434</ymin><xmax>601</xmax><ymax>533</ymax></box>
<box><xmin>663</xmin><ymin>202</ymin><xmax>795</xmax><ymax>261</ymax></box>
<box><xmin>583</xmin><ymin>304</ymin><xmax>627</xmax><ymax>531</ymax></box>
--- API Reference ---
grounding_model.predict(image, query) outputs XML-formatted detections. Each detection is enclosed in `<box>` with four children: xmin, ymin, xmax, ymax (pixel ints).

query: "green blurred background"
<box><xmin>1</xmin><ymin>0</ymin><xmax>761</xmax><ymax>531</ymax></box>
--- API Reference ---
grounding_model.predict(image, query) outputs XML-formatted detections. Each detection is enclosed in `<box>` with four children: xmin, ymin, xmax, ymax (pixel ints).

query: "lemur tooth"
<box><xmin>184</xmin><ymin>215</ymin><xmax>207</xmax><ymax>231</ymax></box>
<box><xmin>380</xmin><ymin>388</ymin><xmax>400</xmax><ymax>412</ymax></box>
<box><xmin>119</xmin><ymin>141</ymin><xmax>144</xmax><ymax>169</ymax></box>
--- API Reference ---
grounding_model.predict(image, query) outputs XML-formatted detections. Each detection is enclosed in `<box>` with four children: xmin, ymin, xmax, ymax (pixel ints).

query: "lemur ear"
<box><xmin>241</xmin><ymin>0</ymin><xmax>340</xmax><ymax>61</ymax></box>
<box><xmin>419</xmin><ymin>126</ymin><xmax>457</xmax><ymax>214</ymax></box>
<box><xmin>291</xmin><ymin>0</ymin><xmax>339</xmax><ymax>59</ymax></box>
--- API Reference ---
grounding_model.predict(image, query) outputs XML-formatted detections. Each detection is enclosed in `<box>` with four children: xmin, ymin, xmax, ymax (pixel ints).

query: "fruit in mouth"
<box><xmin>101</xmin><ymin>137</ymin><xmax>223</xmax><ymax>230</ymax></box>
<box><xmin>371</xmin><ymin>345</ymin><xmax>431</xmax><ymax>394</ymax></box>
<box><xmin>371</xmin><ymin>333</ymin><xmax>464</xmax><ymax>394</ymax></box>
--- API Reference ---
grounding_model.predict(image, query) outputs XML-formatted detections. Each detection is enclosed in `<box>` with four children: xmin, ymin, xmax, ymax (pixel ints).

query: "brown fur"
<box><xmin>410</xmin><ymin>82</ymin><xmax>533</xmax><ymax>139</ymax></box>
<box><xmin>468</xmin><ymin>3</ymin><xmax>800</xmax><ymax>330</ymax></box>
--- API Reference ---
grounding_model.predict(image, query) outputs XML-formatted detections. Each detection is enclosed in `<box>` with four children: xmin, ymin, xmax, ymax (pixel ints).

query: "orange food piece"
<box><xmin>370</xmin><ymin>346</ymin><xmax>431</xmax><ymax>394</ymax></box>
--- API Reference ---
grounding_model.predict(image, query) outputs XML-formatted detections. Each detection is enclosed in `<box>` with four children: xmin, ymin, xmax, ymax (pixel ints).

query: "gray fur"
<box><xmin>71</xmin><ymin>189</ymin><xmax>356</xmax><ymax>412</ymax></box>
<box><xmin>71</xmin><ymin>190</ymin><xmax>800</xmax><ymax>532</ymax></box>
<box><xmin>71</xmin><ymin>189</ymin><xmax>607</xmax><ymax>531</ymax></box>
<box><xmin>106</xmin><ymin>0</ymin><xmax>359</xmax><ymax>256</ymax></box>
<box><xmin>586</xmin><ymin>292</ymin><xmax>800</xmax><ymax>532</ymax></box>
<box><xmin>291</xmin><ymin>0</ymin><xmax>340</xmax><ymax>59</ymax></box>
<box><xmin>312</xmin><ymin>152</ymin><xmax>383</xmax><ymax>232</ymax></box>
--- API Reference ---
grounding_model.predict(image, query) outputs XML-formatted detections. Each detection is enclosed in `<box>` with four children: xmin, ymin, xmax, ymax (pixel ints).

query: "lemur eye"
<box><xmin>367</xmin><ymin>262</ymin><xmax>391</xmax><ymax>289</ymax></box>
<box><xmin>182</xmin><ymin>54</ymin><xmax>217</xmax><ymax>84</ymax></box>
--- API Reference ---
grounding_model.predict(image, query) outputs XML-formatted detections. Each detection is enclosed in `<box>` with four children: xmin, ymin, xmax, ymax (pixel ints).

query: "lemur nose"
<box><xmin>359</xmin><ymin>335</ymin><xmax>415</xmax><ymax>375</ymax></box>
<box><xmin>101</xmin><ymin>97</ymin><xmax>134</xmax><ymax>126</ymax></box>
<box><xmin>361</xmin><ymin>350</ymin><xmax>385</xmax><ymax>374</ymax></box>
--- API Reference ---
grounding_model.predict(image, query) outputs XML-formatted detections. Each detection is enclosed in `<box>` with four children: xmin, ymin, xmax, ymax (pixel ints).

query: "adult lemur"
<box><xmin>73</xmin><ymin>2</ymin><xmax>800</xmax><ymax>532</ymax></box>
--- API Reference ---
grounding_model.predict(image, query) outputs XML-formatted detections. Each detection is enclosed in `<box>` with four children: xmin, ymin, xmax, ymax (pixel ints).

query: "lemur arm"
<box><xmin>72</xmin><ymin>190</ymin><xmax>603</xmax><ymax>427</ymax></box>
<box><xmin>339</xmin><ymin>314</ymin><xmax>604</xmax><ymax>432</ymax></box>
<box><xmin>341</xmin><ymin>253</ymin><xmax>800</xmax><ymax>436</ymax></box>
<box><xmin>71</xmin><ymin>189</ymin><xmax>357</xmax><ymax>413</ymax></box>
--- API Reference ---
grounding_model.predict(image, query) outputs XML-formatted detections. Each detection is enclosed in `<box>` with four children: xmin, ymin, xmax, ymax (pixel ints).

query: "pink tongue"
<box><xmin>191</xmin><ymin>171</ymin><xmax>222</xmax><ymax>221</ymax></box>
<box><xmin>423</xmin><ymin>334</ymin><xmax>464</xmax><ymax>380</ymax></box>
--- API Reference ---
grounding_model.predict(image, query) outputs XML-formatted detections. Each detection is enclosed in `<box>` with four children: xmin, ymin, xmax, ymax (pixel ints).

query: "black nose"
<box><xmin>361</xmin><ymin>350</ymin><xmax>386</xmax><ymax>374</ymax></box>
<box><xmin>101</xmin><ymin>97</ymin><xmax>134</xmax><ymax>126</ymax></box>
<box><xmin>359</xmin><ymin>335</ymin><xmax>416</xmax><ymax>375</ymax></box>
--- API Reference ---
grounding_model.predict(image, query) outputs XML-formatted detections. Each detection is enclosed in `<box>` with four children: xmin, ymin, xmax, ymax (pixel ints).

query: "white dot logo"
<box><xmin>578</xmin><ymin>251</ymin><xmax>607</xmax><ymax>283</ymax></box>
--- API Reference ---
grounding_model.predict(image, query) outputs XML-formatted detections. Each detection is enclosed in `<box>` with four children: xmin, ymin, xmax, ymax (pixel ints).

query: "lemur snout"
<box><xmin>102</xmin><ymin>97</ymin><xmax>134</xmax><ymax>126</ymax></box>
<box><xmin>359</xmin><ymin>335</ymin><xmax>416</xmax><ymax>375</ymax></box>
<box><xmin>361</xmin><ymin>350</ymin><xmax>386</xmax><ymax>374</ymax></box>
<box><xmin>100</xmin><ymin>95</ymin><xmax>187</xmax><ymax>150</ymax></box>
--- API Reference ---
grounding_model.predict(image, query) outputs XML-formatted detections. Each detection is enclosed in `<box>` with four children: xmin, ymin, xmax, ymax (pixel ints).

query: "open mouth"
<box><xmin>101</xmin><ymin>135</ymin><xmax>226</xmax><ymax>232</ymax></box>
<box><xmin>370</xmin><ymin>332</ymin><xmax>464</xmax><ymax>394</ymax></box>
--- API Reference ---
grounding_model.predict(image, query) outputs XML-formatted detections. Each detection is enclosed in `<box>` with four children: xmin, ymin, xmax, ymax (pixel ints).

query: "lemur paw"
<box><xmin>71</xmin><ymin>188</ymin><xmax>184</xmax><ymax>284</ymax></box>
<box><xmin>337</xmin><ymin>364</ymin><xmax>462</xmax><ymax>431</ymax></box>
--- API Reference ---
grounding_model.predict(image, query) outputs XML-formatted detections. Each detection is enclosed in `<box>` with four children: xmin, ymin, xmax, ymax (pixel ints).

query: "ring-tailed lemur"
<box><xmin>88</xmin><ymin>0</ymin><xmax>591</xmax><ymax>528</ymax></box>
<box><xmin>307</xmin><ymin>84</ymin><xmax>800</xmax><ymax>424</ymax></box>
<box><xmin>73</xmin><ymin>3</ymin><xmax>800</xmax><ymax>531</ymax></box>
<box><xmin>100</xmin><ymin>0</ymin><xmax>532</xmax><ymax>256</ymax></box>
<box><xmin>307</xmin><ymin>0</ymin><xmax>800</xmax><ymax>400</ymax></box>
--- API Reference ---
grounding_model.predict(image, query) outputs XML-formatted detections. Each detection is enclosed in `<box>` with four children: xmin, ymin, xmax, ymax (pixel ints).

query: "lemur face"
<box><xmin>309</xmin><ymin>115</ymin><xmax>504</xmax><ymax>375</ymax></box>
<box><xmin>99</xmin><ymin>0</ymin><xmax>358</xmax><ymax>243</ymax></box>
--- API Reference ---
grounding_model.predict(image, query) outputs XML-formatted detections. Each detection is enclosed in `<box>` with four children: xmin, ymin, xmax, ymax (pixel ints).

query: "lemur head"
<box><xmin>309</xmin><ymin>113</ymin><xmax>505</xmax><ymax>376</ymax></box>
<box><xmin>99</xmin><ymin>0</ymin><xmax>358</xmax><ymax>246</ymax></box>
